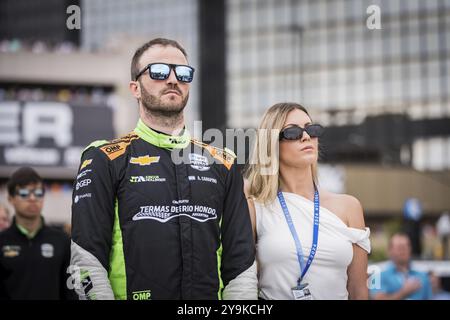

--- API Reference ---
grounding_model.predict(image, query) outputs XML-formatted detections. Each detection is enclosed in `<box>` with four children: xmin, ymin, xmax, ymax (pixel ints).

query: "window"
<box><xmin>408</xmin><ymin>78</ymin><xmax>423</xmax><ymax>101</ymax></box>
<box><xmin>405</xmin><ymin>0</ymin><xmax>420</xmax><ymax>14</ymax></box>
<box><xmin>354</xmin><ymin>36</ymin><xmax>366</xmax><ymax>62</ymax></box>
<box><xmin>425</xmin><ymin>31</ymin><xmax>439</xmax><ymax>55</ymax></box>
<box><xmin>346</xmin><ymin>0</ymin><xmax>363</xmax><ymax>20</ymax></box>
<box><xmin>384</xmin><ymin>0</ymin><xmax>401</xmax><ymax>15</ymax></box>
<box><xmin>308</xmin><ymin>1</ymin><xmax>321</xmax><ymax>24</ymax></box>
<box><xmin>274</xmin><ymin>0</ymin><xmax>289</xmax><ymax>27</ymax></box>
<box><xmin>408</xmin><ymin>33</ymin><xmax>422</xmax><ymax>58</ymax></box>
<box><xmin>425</xmin><ymin>0</ymin><xmax>439</xmax><ymax>12</ymax></box>
<box><xmin>427</xmin><ymin>60</ymin><xmax>441</xmax><ymax>79</ymax></box>
<box><xmin>412</xmin><ymin>139</ymin><xmax>427</xmax><ymax>171</ymax></box>
<box><xmin>227</xmin><ymin>4</ymin><xmax>240</xmax><ymax>34</ymax></box>
<box><xmin>366</xmin><ymin>31</ymin><xmax>384</xmax><ymax>63</ymax></box>
<box><xmin>427</xmin><ymin>137</ymin><xmax>450</xmax><ymax>170</ymax></box>
<box><xmin>390</xmin><ymin>79</ymin><xmax>403</xmax><ymax>102</ymax></box>
<box><xmin>297</xmin><ymin>1</ymin><xmax>310</xmax><ymax>27</ymax></box>
<box><xmin>427</xmin><ymin>76</ymin><xmax>441</xmax><ymax>98</ymax></box>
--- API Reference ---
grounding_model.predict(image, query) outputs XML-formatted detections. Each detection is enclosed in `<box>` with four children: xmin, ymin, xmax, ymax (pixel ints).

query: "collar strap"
<box><xmin>134</xmin><ymin>119</ymin><xmax>190</xmax><ymax>149</ymax></box>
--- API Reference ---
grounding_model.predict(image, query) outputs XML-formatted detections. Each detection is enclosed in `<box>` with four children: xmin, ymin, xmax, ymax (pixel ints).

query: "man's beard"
<box><xmin>140</xmin><ymin>84</ymin><xmax>189</xmax><ymax>117</ymax></box>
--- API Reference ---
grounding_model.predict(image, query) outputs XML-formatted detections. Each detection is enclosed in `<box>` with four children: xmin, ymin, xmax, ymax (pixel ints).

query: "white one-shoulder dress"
<box><xmin>255</xmin><ymin>192</ymin><xmax>371</xmax><ymax>300</ymax></box>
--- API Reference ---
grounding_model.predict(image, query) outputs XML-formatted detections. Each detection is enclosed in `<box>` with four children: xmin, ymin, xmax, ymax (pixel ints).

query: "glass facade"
<box><xmin>226</xmin><ymin>0</ymin><xmax>450</xmax><ymax>170</ymax></box>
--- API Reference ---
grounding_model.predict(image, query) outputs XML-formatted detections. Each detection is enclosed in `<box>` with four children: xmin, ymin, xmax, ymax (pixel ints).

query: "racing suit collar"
<box><xmin>13</xmin><ymin>216</ymin><xmax>44</xmax><ymax>240</ymax></box>
<box><xmin>134</xmin><ymin>118</ymin><xmax>191</xmax><ymax>149</ymax></box>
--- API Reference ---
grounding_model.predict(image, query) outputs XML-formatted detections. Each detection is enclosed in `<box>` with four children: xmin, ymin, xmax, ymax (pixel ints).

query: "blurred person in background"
<box><xmin>244</xmin><ymin>103</ymin><xmax>371</xmax><ymax>300</ymax></box>
<box><xmin>429</xmin><ymin>271</ymin><xmax>450</xmax><ymax>300</ymax></box>
<box><xmin>0</xmin><ymin>203</ymin><xmax>11</xmax><ymax>232</ymax></box>
<box><xmin>70</xmin><ymin>38</ymin><xmax>256</xmax><ymax>300</ymax></box>
<box><xmin>371</xmin><ymin>232</ymin><xmax>432</xmax><ymax>300</ymax></box>
<box><xmin>0</xmin><ymin>167</ymin><xmax>74</xmax><ymax>300</ymax></box>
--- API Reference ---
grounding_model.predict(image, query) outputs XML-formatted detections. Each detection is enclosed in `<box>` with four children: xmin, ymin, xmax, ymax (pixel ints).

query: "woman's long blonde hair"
<box><xmin>244</xmin><ymin>103</ymin><xmax>318</xmax><ymax>204</ymax></box>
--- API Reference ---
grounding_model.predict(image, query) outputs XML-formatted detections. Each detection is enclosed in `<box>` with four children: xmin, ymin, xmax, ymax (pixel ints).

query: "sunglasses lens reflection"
<box><xmin>305</xmin><ymin>125</ymin><xmax>324</xmax><ymax>138</ymax></box>
<box><xmin>17</xmin><ymin>188</ymin><xmax>44</xmax><ymax>199</ymax></box>
<box><xmin>149</xmin><ymin>64</ymin><xmax>171</xmax><ymax>80</ymax></box>
<box><xmin>149</xmin><ymin>64</ymin><xmax>194</xmax><ymax>83</ymax></box>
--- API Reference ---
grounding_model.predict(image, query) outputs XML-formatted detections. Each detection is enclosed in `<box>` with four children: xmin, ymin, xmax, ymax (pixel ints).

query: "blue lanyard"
<box><xmin>277</xmin><ymin>189</ymin><xmax>319</xmax><ymax>285</ymax></box>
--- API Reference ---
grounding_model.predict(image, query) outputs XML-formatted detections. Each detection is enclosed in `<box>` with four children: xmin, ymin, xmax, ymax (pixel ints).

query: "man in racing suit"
<box><xmin>70</xmin><ymin>38</ymin><xmax>257</xmax><ymax>300</ymax></box>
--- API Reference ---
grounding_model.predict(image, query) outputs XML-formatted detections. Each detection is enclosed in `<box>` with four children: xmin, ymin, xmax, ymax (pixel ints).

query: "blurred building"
<box><xmin>0</xmin><ymin>49</ymin><xmax>122</xmax><ymax>223</ymax></box>
<box><xmin>226</xmin><ymin>0</ymin><xmax>450</xmax><ymax>222</ymax></box>
<box><xmin>0</xmin><ymin>0</ymin><xmax>80</xmax><ymax>49</ymax></box>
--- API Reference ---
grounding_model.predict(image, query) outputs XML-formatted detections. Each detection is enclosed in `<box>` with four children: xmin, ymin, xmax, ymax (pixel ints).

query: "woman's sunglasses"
<box><xmin>135</xmin><ymin>63</ymin><xmax>195</xmax><ymax>83</ymax></box>
<box><xmin>15</xmin><ymin>188</ymin><xmax>45</xmax><ymax>199</ymax></box>
<box><xmin>279</xmin><ymin>124</ymin><xmax>324</xmax><ymax>141</ymax></box>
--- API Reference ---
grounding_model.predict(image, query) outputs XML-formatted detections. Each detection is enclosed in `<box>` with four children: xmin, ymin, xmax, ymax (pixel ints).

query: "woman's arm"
<box><xmin>348</xmin><ymin>245</ymin><xmax>369</xmax><ymax>299</ymax></box>
<box><xmin>345</xmin><ymin>195</ymin><xmax>369</xmax><ymax>300</ymax></box>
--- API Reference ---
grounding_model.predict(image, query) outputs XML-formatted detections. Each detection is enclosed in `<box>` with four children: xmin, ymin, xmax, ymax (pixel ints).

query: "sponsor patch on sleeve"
<box><xmin>80</xmin><ymin>159</ymin><xmax>93</xmax><ymax>170</ymax></box>
<box><xmin>98</xmin><ymin>133</ymin><xmax>139</xmax><ymax>160</ymax></box>
<box><xmin>190</xmin><ymin>140</ymin><xmax>236</xmax><ymax>170</ymax></box>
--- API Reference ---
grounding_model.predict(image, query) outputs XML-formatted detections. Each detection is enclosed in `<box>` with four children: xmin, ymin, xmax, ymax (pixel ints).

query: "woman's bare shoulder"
<box><xmin>320</xmin><ymin>189</ymin><xmax>365</xmax><ymax>228</ymax></box>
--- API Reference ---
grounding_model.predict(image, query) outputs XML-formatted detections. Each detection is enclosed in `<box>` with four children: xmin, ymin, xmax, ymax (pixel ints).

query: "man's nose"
<box><xmin>166</xmin><ymin>68</ymin><xmax>179</xmax><ymax>84</ymax></box>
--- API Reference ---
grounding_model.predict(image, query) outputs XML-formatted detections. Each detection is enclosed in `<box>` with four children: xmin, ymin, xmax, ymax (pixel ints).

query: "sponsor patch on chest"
<box><xmin>188</xmin><ymin>175</ymin><xmax>217</xmax><ymax>184</ymax></box>
<box><xmin>188</xmin><ymin>153</ymin><xmax>210</xmax><ymax>171</ymax></box>
<box><xmin>2</xmin><ymin>245</ymin><xmax>21</xmax><ymax>258</ymax></box>
<box><xmin>41</xmin><ymin>243</ymin><xmax>54</xmax><ymax>258</ymax></box>
<box><xmin>132</xmin><ymin>200</ymin><xmax>217</xmax><ymax>223</ymax></box>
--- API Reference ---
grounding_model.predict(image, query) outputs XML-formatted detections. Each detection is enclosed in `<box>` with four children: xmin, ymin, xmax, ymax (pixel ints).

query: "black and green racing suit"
<box><xmin>70</xmin><ymin>119</ymin><xmax>257</xmax><ymax>300</ymax></box>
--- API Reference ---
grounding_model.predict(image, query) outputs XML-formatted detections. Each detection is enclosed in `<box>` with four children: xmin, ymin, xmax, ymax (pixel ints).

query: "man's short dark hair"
<box><xmin>7</xmin><ymin>167</ymin><xmax>43</xmax><ymax>197</ymax></box>
<box><xmin>130</xmin><ymin>38</ymin><xmax>188</xmax><ymax>81</ymax></box>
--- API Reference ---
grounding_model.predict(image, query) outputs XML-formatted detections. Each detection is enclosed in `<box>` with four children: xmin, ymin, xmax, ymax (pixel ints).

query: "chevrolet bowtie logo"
<box><xmin>80</xmin><ymin>159</ymin><xmax>92</xmax><ymax>170</ymax></box>
<box><xmin>130</xmin><ymin>155</ymin><xmax>160</xmax><ymax>166</ymax></box>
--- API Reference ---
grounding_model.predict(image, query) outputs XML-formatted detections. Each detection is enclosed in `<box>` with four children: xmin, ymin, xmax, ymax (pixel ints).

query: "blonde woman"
<box><xmin>244</xmin><ymin>103</ymin><xmax>370</xmax><ymax>300</ymax></box>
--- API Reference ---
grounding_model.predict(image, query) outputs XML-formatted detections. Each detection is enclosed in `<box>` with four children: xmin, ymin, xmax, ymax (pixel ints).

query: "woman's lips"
<box><xmin>301</xmin><ymin>145</ymin><xmax>314</xmax><ymax>151</ymax></box>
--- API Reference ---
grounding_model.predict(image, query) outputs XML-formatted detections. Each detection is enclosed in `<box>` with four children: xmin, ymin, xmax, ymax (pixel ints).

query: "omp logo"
<box><xmin>80</xmin><ymin>159</ymin><xmax>92</xmax><ymax>170</ymax></box>
<box><xmin>129</xmin><ymin>155</ymin><xmax>160</xmax><ymax>166</ymax></box>
<box><xmin>99</xmin><ymin>135</ymin><xmax>139</xmax><ymax>160</ymax></box>
<box><xmin>132</xmin><ymin>290</ymin><xmax>151</xmax><ymax>300</ymax></box>
<box><xmin>104</xmin><ymin>144</ymin><xmax>122</xmax><ymax>153</ymax></box>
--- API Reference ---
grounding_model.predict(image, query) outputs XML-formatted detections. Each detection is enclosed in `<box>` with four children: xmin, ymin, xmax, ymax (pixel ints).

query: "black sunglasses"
<box><xmin>279</xmin><ymin>124</ymin><xmax>324</xmax><ymax>141</ymax></box>
<box><xmin>16</xmin><ymin>188</ymin><xmax>45</xmax><ymax>199</ymax></box>
<box><xmin>135</xmin><ymin>63</ymin><xmax>195</xmax><ymax>83</ymax></box>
